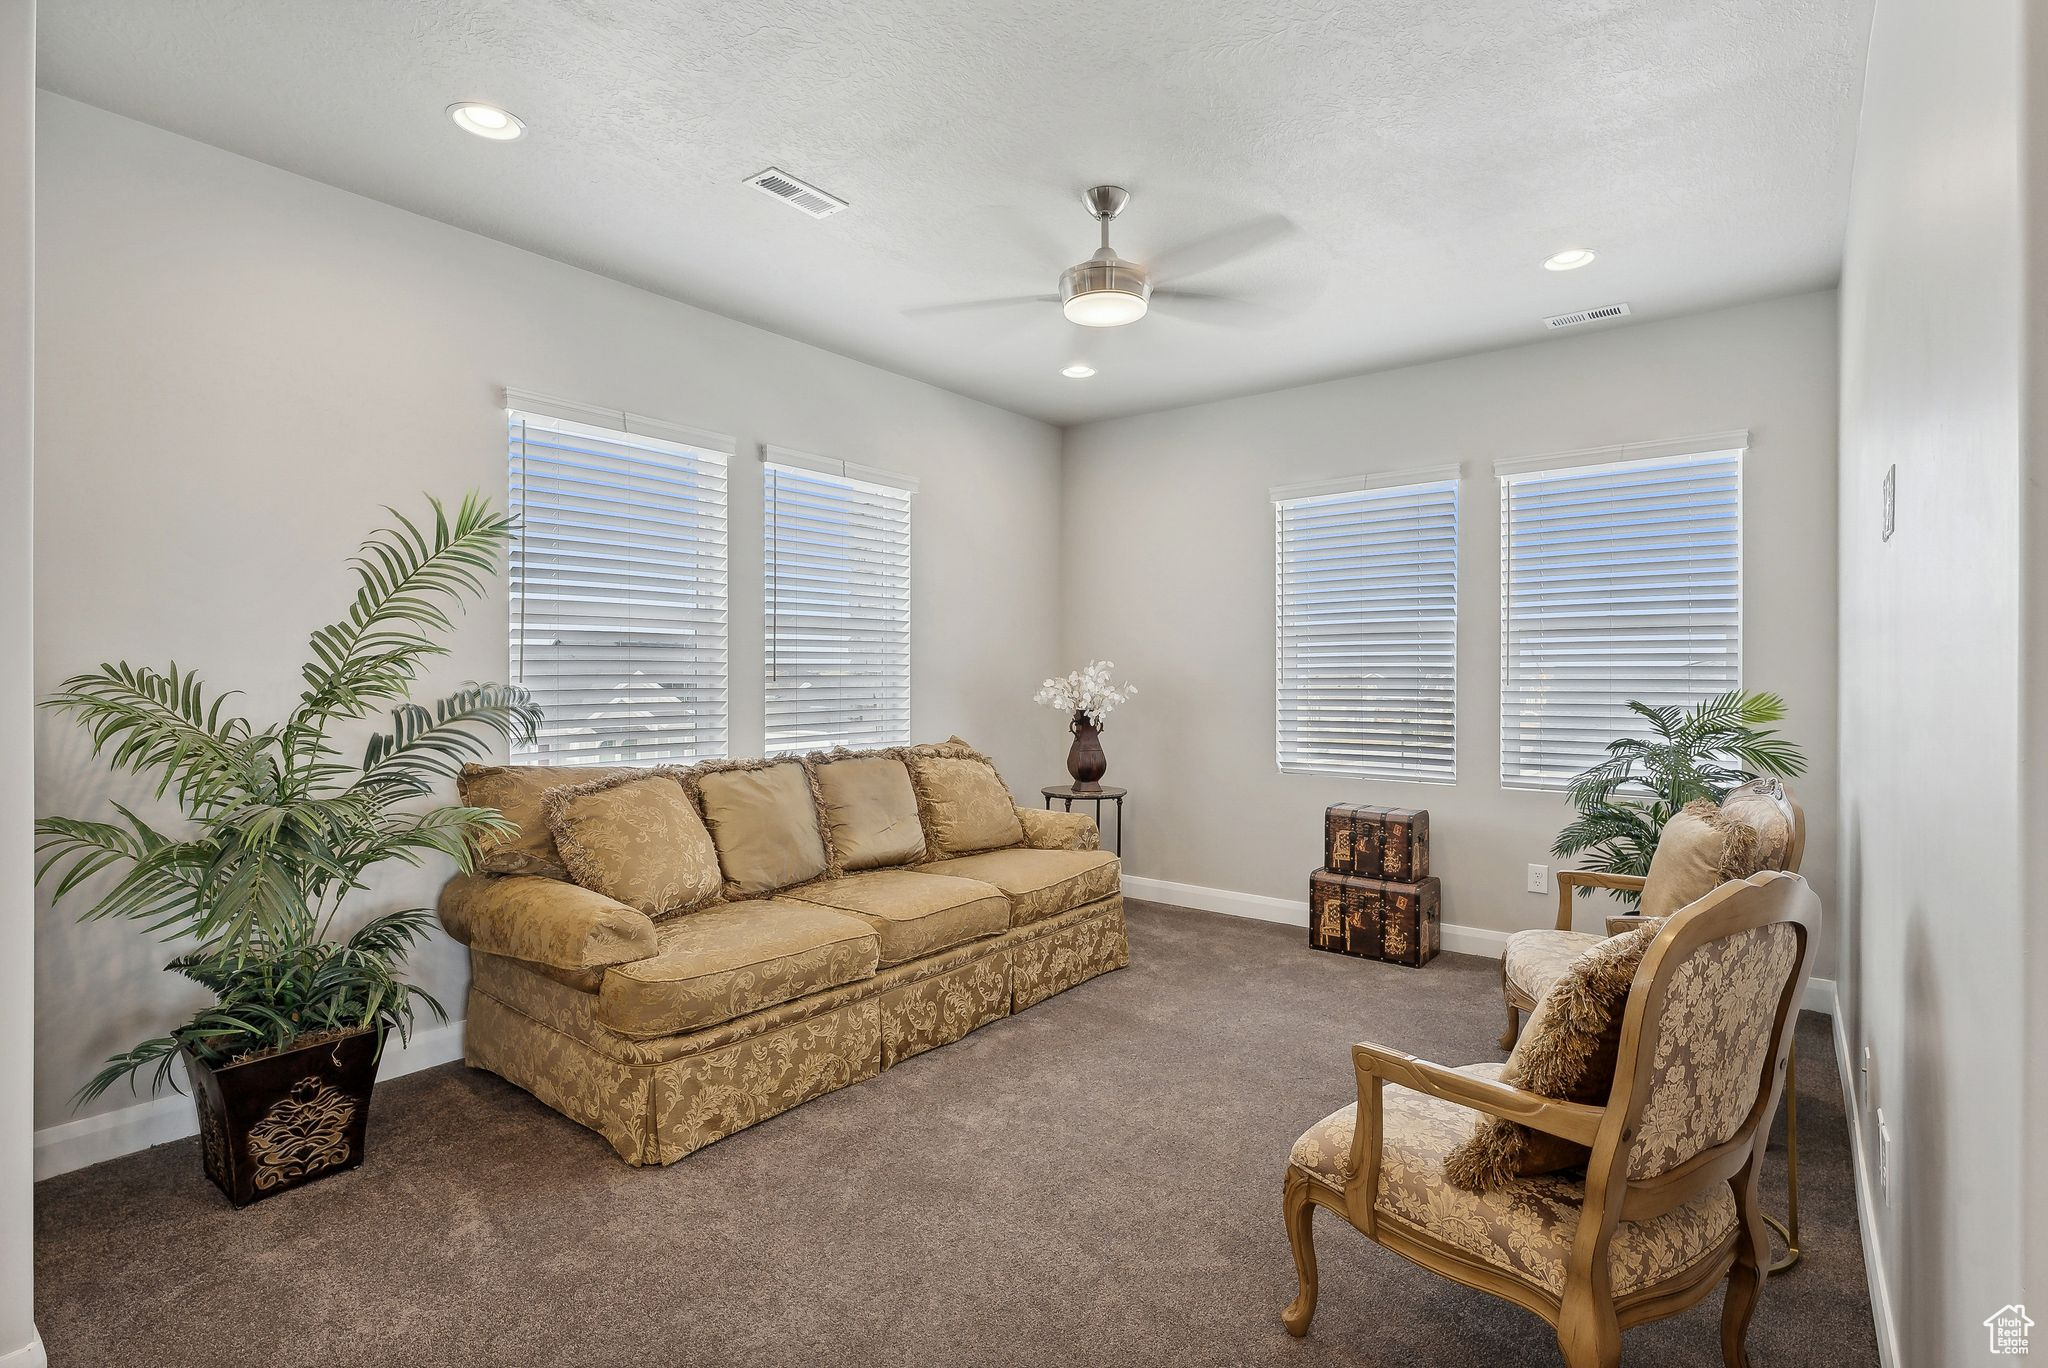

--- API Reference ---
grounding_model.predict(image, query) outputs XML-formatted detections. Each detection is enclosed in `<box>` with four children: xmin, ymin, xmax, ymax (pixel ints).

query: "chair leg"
<box><xmin>1281</xmin><ymin>1172</ymin><xmax>1320</xmax><ymax>1337</ymax></box>
<box><xmin>1556</xmin><ymin>1289</ymin><xmax>1622</xmax><ymax>1368</ymax></box>
<box><xmin>1498</xmin><ymin>960</ymin><xmax>1522</xmax><ymax>1049</ymax></box>
<box><xmin>1722</xmin><ymin>1177</ymin><xmax>1768</xmax><ymax>1367</ymax></box>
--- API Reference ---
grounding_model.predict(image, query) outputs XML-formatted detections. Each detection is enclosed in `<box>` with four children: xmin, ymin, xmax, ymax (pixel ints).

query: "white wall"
<box><xmin>31</xmin><ymin>95</ymin><xmax>1063</xmax><ymax>1135</ymax></box>
<box><xmin>1837</xmin><ymin>0</ymin><xmax>2037</xmax><ymax>1359</ymax></box>
<box><xmin>1059</xmin><ymin>292</ymin><xmax>1840</xmax><ymax>968</ymax></box>
<box><xmin>1</xmin><ymin>5</ymin><xmax>41</xmax><ymax>1364</ymax></box>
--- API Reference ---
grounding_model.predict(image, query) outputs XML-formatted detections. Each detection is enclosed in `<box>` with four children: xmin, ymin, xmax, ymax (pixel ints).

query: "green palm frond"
<box><xmin>289</xmin><ymin>493</ymin><xmax>515</xmax><ymax>740</ymax></box>
<box><xmin>357</xmin><ymin>683</ymin><xmax>540</xmax><ymax>798</ymax></box>
<box><xmin>41</xmin><ymin>664</ymin><xmax>272</xmax><ymax>814</ymax></box>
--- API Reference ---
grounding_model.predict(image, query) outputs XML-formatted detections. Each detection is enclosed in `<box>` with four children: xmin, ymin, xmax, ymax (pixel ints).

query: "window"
<box><xmin>1274</xmin><ymin>472</ymin><xmax>1459</xmax><ymax>781</ymax></box>
<box><xmin>1498</xmin><ymin>438</ymin><xmax>1744</xmax><ymax>788</ymax></box>
<box><xmin>763</xmin><ymin>448</ymin><xmax>916</xmax><ymax>754</ymax></box>
<box><xmin>506</xmin><ymin>393</ymin><xmax>730</xmax><ymax>765</ymax></box>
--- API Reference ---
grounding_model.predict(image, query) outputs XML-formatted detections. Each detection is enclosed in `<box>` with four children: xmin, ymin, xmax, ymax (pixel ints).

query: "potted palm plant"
<box><xmin>1550</xmin><ymin>690</ymin><xmax>1807</xmax><ymax>907</ymax></box>
<box><xmin>37</xmin><ymin>493</ymin><xmax>539</xmax><ymax>1206</ymax></box>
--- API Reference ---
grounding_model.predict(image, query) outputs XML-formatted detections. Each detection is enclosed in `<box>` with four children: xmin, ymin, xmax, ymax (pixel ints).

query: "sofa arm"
<box><xmin>1015</xmin><ymin>806</ymin><xmax>1100</xmax><ymax>851</ymax></box>
<box><xmin>438</xmin><ymin>873</ymin><xmax>659</xmax><ymax>973</ymax></box>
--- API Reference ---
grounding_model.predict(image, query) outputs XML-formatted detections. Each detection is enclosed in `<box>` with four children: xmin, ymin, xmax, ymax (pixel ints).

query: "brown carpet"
<box><xmin>35</xmin><ymin>899</ymin><xmax>1878</xmax><ymax>1368</ymax></box>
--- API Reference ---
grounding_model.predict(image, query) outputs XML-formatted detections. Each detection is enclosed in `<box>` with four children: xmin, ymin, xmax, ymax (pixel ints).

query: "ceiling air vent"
<box><xmin>1543</xmin><ymin>302</ymin><xmax>1631</xmax><ymax>331</ymax></box>
<box><xmin>746</xmin><ymin>167</ymin><xmax>848</xmax><ymax>219</ymax></box>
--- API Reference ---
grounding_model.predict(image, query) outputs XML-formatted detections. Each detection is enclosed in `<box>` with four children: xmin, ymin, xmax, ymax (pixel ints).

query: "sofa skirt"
<box><xmin>464</xmin><ymin>893</ymin><xmax>1128</xmax><ymax>1165</ymax></box>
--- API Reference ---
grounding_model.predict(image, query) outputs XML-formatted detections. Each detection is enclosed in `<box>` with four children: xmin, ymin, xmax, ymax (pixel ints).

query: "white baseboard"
<box><xmin>0</xmin><ymin>1329</ymin><xmax>46</xmax><ymax>1368</ymax></box>
<box><xmin>1833</xmin><ymin>1001</ymin><xmax>1901</xmax><ymax>1368</ymax></box>
<box><xmin>1120</xmin><ymin>874</ymin><xmax>1836</xmax><ymax>1014</ymax></box>
<box><xmin>33</xmin><ymin>1020</ymin><xmax>466</xmax><ymax>1181</ymax></box>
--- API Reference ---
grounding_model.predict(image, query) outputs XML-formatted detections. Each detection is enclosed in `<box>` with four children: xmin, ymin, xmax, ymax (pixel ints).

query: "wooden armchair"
<box><xmin>1281</xmin><ymin>871</ymin><xmax>1819</xmax><ymax>1368</ymax></box>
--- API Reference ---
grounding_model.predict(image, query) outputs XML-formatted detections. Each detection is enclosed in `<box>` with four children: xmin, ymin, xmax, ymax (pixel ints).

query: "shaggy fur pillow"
<box><xmin>1443</xmin><ymin>922</ymin><xmax>1661</xmax><ymax>1191</ymax></box>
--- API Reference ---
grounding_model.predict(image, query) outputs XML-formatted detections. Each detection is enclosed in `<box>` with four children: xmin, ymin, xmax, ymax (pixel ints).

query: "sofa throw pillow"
<box><xmin>459</xmin><ymin>762</ymin><xmax>637</xmax><ymax>878</ymax></box>
<box><xmin>903</xmin><ymin>738</ymin><xmax>1024</xmax><ymax>856</ymax></box>
<box><xmin>1442</xmin><ymin>922</ymin><xmax>1661</xmax><ymax>1191</ymax></box>
<box><xmin>542</xmin><ymin>772</ymin><xmax>722</xmax><ymax>919</ymax></box>
<box><xmin>812</xmin><ymin>753</ymin><xmax>926</xmax><ymax>870</ymax></box>
<box><xmin>1719</xmin><ymin>778</ymin><xmax>1798</xmax><ymax>871</ymax></box>
<box><xmin>1638</xmin><ymin>800</ymin><xmax>1766</xmax><ymax>919</ymax></box>
<box><xmin>688</xmin><ymin>759</ymin><xmax>832</xmax><ymax>898</ymax></box>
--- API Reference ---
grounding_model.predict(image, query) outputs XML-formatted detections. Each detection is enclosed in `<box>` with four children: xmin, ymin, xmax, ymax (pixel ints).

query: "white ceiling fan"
<box><xmin>906</xmin><ymin>186</ymin><xmax>1300</xmax><ymax>328</ymax></box>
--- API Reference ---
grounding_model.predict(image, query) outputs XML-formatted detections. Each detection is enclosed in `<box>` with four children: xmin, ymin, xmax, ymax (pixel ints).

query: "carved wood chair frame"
<box><xmin>1282</xmin><ymin>870</ymin><xmax>1819</xmax><ymax>1368</ymax></box>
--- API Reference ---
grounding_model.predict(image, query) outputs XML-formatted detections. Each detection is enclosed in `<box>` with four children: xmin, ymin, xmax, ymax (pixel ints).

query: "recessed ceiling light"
<box><xmin>448</xmin><ymin>102</ymin><xmax>526</xmax><ymax>141</ymax></box>
<box><xmin>1544</xmin><ymin>248</ymin><xmax>1597</xmax><ymax>272</ymax></box>
<box><xmin>1062</xmin><ymin>363</ymin><xmax>1097</xmax><ymax>379</ymax></box>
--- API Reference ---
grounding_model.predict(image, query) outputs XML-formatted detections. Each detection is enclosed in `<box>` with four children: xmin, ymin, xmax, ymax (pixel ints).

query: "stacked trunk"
<box><xmin>1311</xmin><ymin>804</ymin><xmax>1440</xmax><ymax>967</ymax></box>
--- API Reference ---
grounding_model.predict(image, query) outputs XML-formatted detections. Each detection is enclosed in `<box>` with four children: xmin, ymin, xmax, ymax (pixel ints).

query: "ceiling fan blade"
<box><xmin>902</xmin><ymin>294</ymin><xmax>1057</xmax><ymax>318</ymax></box>
<box><xmin>1149</xmin><ymin>289</ymin><xmax>1286</xmax><ymax>327</ymax></box>
<box><xmin>1146</xmin><ymin>214</ymin><xmax>1299</xmax><ymax>283</ymax></box>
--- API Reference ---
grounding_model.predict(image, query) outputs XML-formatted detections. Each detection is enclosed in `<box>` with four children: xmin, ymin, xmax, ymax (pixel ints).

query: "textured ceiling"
<box><xmin>37</xmin><ymin>0</ymin><xmax>1872</xmax><ymax>425</ymax></box>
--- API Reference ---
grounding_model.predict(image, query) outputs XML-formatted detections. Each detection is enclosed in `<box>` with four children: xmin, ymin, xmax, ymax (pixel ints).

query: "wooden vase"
<box><xmin>1067</xmin><ymin>712</ymin><xmax>1107</xmax><ymax>791</ymax></box>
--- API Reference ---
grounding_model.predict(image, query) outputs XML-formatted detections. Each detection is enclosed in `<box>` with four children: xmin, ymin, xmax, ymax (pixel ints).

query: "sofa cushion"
<box><xmin>903</xmin><ymin>739</ymin><xmax>1024</xmax><ymax>856</ymax></box>
<box><xmin>919</xmin><ymin>847</ymin><xmax>1120</xmax><ymax>927</ymax></box>
<box><xmin>1445</xmin><ymin>922</ymin><xmax>1660</xmax><ymax>1190</ymax></box>
<box><xmin>458</xmin><ymin>762</ymin><xmax>636</xmax><ymax>878</ymax></box>
<box><xmin>1640</xmin><ymin>800</ymin><xmax>1766</xmax><ymax>919</ymax></box>
<box><xmin>689</xmin><ymin>760</ymin><xmax>832</xmax><ymax>898</ymax></box>
<box><xmin>784</xmin><ymin>870</ymin><xmax>1008</xmax><ymax>966</ymax></box>
<box><xmin>596</xmin><ymin>902</ymin><xmax>878</xmax><ymax>1038</ymax></box>
<box><xmin>813</xmin><ymin>754</ymin><xmax>926</xmax><ymax>870</ymax></box>
<box><xmin>542</xmin><ymin>771</ymin><xmax>722</xmax><ymax>918</ymax></box>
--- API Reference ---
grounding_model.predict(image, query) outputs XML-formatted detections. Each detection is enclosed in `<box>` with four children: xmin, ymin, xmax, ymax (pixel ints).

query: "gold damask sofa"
<box><xmin>437</xmin><ymin>739</ymin><xmax>1127</xmax><ymax>1164</ymax></box>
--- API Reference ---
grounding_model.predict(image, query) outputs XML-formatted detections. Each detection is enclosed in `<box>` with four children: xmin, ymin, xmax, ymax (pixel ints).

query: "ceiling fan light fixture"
<box><xmin>1061</xmin><ymin>250</ymin><xmax>1152</xmax><ymax>327</ymax></box>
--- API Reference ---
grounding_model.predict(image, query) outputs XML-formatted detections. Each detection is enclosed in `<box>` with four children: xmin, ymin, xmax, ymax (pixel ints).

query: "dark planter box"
<box><xmin>185</xmin><ymin>1029</ymin><xmax>379</xmax><ymax>1207</ymax></box>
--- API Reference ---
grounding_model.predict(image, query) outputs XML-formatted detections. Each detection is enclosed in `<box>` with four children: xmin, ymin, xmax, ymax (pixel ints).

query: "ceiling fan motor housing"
<box><xmin>1061</xmin><ymin>248</ymin><xmax>1152</xmax><ymax>325</ymax></box>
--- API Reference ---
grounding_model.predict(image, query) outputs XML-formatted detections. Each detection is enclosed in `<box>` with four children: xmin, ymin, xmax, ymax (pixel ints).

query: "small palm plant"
<box><xmin>38</xmin><ymin>493</ymin><xmax>540</xmax><ymax>1104</ymax></box>
<box><xmin>1550</xmin><ymin>690</ymin><xmax>1806</xmax><ymax>906</ymax></box>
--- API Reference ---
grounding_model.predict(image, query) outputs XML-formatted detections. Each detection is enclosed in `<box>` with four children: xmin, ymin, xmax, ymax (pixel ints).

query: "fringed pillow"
<box><xmin>1639</xmin><ymin>799</ymin><xmax>1764</xmax><ymax>918</ymax></box>
<box><xmin>902</xmin><ymin>737</ymin><xmax>1024</xmax><ymax>857</ymax></box>
<box><xmin>542</xmin><ymin>771</ymin><xmax>722</xmax><ymax>918</ymax></box>
<box><xmin>1443</xmin><ymin>922</ymin><xmax>1660</xmax><ymax>1191</ymax></box>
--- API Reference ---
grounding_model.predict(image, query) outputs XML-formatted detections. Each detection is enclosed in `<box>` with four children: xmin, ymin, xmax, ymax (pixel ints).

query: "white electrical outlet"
<box><xmin>1526</xmin><ymin>863</ymin><xmax>1548</xmax><ymax>894</ymax></box>
<box><xmin>1876</xmin><ymin>1108</ymin><xmax>1892</xmax><ymax>1205</ymax></box>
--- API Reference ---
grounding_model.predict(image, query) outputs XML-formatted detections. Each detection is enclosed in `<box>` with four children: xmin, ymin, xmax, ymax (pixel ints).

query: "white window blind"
<box><xmin>506</xmin><ymin>403</ymin><xmax>730</xmax><ymax>766</ymax></box>
<box><xmin>1274</xmin><ymin>474</ymin><xmax>1459</xmax><ymax>781</ymax></box>
<box><xmin>1499</xmin><ymin>443</ymin><xmax>1743</xmax><ymax>789</ymax></box>
<box><xmin>763</xmin><ymin>449</ymin><xmax>915</xmax><ymax>754</ymax></box>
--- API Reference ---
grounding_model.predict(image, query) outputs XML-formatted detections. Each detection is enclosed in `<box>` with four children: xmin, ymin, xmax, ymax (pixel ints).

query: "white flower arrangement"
<box><xmin>1035</xmin><ymin>660</ymin><xmax>1136</xmax><ymax>728</ymax></box>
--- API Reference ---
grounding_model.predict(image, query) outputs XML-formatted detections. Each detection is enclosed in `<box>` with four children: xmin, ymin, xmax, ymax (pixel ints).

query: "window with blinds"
<box><xmin>1499</xmin><ymin>441</ymin><xmax>1744</xmax><ymax>789</ymax></box>
<box><xmin>763</xmin><ymin>450</ymin><xmax>916</xmax><ymax>754</ymax></box>
<box><xmin>506</xmin><ymin>398</ymin><xmax>730</xmax><ymax>766</ymax></box>
<box><xmin>1274</xmin><ymin>474</ymin><xmax>1459</xmax><ymax>781</ymax></box>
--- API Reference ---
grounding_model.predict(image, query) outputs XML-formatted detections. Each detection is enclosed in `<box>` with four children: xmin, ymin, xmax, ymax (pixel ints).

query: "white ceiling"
<box><xmin>37</xmin><ymin>0</ymin><xmax>1872</xmax><ymax>426</ymax></box>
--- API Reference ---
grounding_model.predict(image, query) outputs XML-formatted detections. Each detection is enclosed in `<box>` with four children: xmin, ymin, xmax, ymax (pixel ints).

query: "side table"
<box><xmin>1041</xmin><ymin>784</ymin><xmax>1126</xmax><ymax>857</ymax></box>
